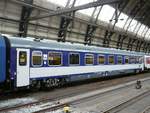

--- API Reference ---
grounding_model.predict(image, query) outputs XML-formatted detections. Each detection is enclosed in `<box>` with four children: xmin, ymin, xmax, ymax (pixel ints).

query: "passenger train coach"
<box><xmin>0</xmin><ymin>35</ymin><xmax>150</xmax><ymax>89</ymax></box>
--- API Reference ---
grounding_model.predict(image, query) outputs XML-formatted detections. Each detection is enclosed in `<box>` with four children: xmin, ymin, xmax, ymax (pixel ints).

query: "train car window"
<box><xmin>98</xmin><ymin>55</ymin><xmax>105</xmax><ymax>64</ymax></box>
<box><xmin>19</xmin><ymin>51</ymin><xmax>27</xmax><ymax>66</ymax></box>
<box><xmin>117</xmin><ymin>56</ymin><xmax>122</xmax><ymax>64</ymax></box>
<box><xmin>32</xmin><ymin>51</ymin><xmax>42</xmax><ymax>66</ymax></box>
<box><xmin>48</xmin><ymin>52</ymin><xmax>62</xmax><ymax>66</ymax></box>
<box><xmin>139</xmin><ymin>57</ymin><xmax>143</xmax><ymax>64</ymax></box>
<box><xmin>85</xmin><ymin>54</ymin><xmax>94</xmax><ymax>65</ymax></box>
<box><xmin>125</xmin><ymin>56</ymin><xmax>129</xmax><ymax>64</ymax></box>
<box><xmin>129</xmin><ymin>56</ymin><xmax>136</xmax><ymax>64</ymax></box>
<box><xmin>109</xmin><ymin>55</ymin><xmax>114</xmax><ymax>64</ymax></box>
<box><xmin>146</xmin><ymin>57</ymin><xmax>150</xmax><ymax>64</ymax></box>
<box><xmin>136</xmin><ymin>56</ymin><xmax>139</xmax><ymax>64</ymax></box>
<box><xmin>69</xmin><ymin>53</ymin><xmax>80</xmax><ymax>65</ymax></box>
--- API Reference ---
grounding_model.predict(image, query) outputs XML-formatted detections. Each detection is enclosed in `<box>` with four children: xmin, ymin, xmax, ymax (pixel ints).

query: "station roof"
<box><xmin>122</xmin><ymin>0</ymin><xmax>150</xmax><ymax>28</ymax></box>
<box><xmin>47</xmin><ymin>0</ymin><xmax>150</xmax><ymax>40</ymax></box>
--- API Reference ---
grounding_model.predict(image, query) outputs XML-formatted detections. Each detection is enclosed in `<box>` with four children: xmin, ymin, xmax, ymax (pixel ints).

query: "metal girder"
<box><xmin>9</xmin><ymin>0</ymin><xmax>118</xmax><ymax>30</ymax></box>
<box><xmin>133</xmin><ymin>10</ymin><xmax>150</xmax><ymax>51</ymax></box>
<box><xmin>132</xmin><ymin>10</ymin><xmax>147</xmax><ymax>35</ymax></box>
<box><xmin>134</xmin><ymin>24</ymin><xmax>144</xmax><ymax>37</ymax></box>
<box><xmin>10</xmin><ymin>0</ymin><xmax>46</xmax><ymax>11</ymax></box>
<box><xmin>145</xmin><ymin>43</ymin><xmax>149</xmax><ymax>53</ymax></box>
<box><xmin>134</xmin><ymin>6</ymin><xmax>150</xmax><ymax>35</ymax></box>
<box><xmin>147</xmin><ymin>43</ymin><xmax>150</xmax><ymax>53</ymax></box>
<box><xmin>84</xmin><ymin>25</ymin><xmax>97</xmax><ymax>45</ymax></box>
<box><xmin>84</xmin><ymin>6</ymin><xmax>102</xmax><ymax>45</ymax></box>
<box><xmin>103</xmin><ymin>30</ymin><xmax>114</xmax><ymax>47</ymax></box>
<box><xmin>123</xmin><ymin>0</ymin><xmax>146</xmax><ymax>32</ymax></box>
<box><xmin>127</xmin><ymin>38</ymin><xmax>136</xmax><ymax>51</ymax></box>
<box><xmin>57</xmin><ymin>0</ymin><xmax>76</xmax><ymax>42</ymax></box>
<box><xmin>143</xmin><ymin>42</ymin><xmax>149</xmax><ymax>53</ymax></box>
<box><xmin>142</xmin><ymin>27</ymin><xmax>149</xmax><ymax>38</ymax></box>
<box><xmin>122</xmin><ymin>3</ymin><xmax>137</xmax><ymax>30</ymax></box>
<box><xmin>137</xmin><ymin>1</ymin><xmax>150</xmax><ymax>29</ymax></box>
<box><xmin>7</xmin><ymin>0</ymin><xmax>109</xmax><ymax>31</ymax></box>
<box><xmin>143</xmin><ymin>28</ymin><xmax>150</xmax><ymax>39</ymax></box>
<box><xmin>18</xmin><ymin>0</ymin><xmax>33</xmax><ymax>37</ymax></box>
<box><xmin>29</xmin><ymin>0</ymin><xmax>120</xmax><ymax>21</ymax></box>
<box><xmin>142</xmin><ymin>42</ymin><xmax>147</xmax><ymax>52</ymax></box>
<box><xmin>110</xmin><ymin>0</ymin><xmax>129</xmax><ymax>29</ymax></box>
<box><xmin>148</xmin><ymin>32</ymin><xmax>150</xmax><ymax>38</ymax></box>
<box><xmin>122</xmin><ymin>0</ymin><xmax>149</xmax><ymax>52</ymax></box>
<box><xmin>139</xmin><ymin>41</ymin><xmax>144</xmax><ymax>52</ymax></box>
<box><xmin>137</xmin><ymin>40</ymin><xmax>144</xmax><ymax>52</ymax></box>
<box><xmin>140</xmin><ymin>11</ymin><xmax>150</xmax><ymax>38</ymax></box>
<box><xmin>65</xmin><ymin>0</ymin><xmax>76</xmax><ymax>8</ymax></box>
<box><xmin>10</xmin><ymin>0</ymin><xmax>123</xmax><ymax>29</ymax></box>
<box><xmin>130</xmin><ymin>39</ymin><xmax>136</xmax><ymax>51</ymax></box>
<box><xmin>116</xmin><ymin>34</ymin><xmax>127</xmax><ymax>49</ymax></box>
<box><xmin>57</xmin><ymin>16</ymin><xmax>72</xmax><ymax>42</ymax></box>
<box><xmin>130</xmin><ymin>8</ymin><xmax>150</xmax><ymax>52</ymax></box>
<box><xmin>135</xmin><ymin>40</ymin><xmax>140</xmax><ymax>51</ymax></box>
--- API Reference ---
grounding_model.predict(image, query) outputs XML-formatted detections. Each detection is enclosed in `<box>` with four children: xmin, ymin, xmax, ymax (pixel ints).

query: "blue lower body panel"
<box><xmin>0</xmin><ymin>36</ymin><xmax>6</xmax><ymax>83</ymax></box>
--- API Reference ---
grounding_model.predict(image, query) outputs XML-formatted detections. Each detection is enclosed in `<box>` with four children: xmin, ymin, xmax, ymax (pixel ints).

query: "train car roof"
<box><xmin>8</xmin><ymin>36</ymin><xmax>147</xmax><ymax>56</ymax></box>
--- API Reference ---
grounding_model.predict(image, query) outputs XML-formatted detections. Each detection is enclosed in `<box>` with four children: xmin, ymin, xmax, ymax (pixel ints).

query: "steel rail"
<box><xmin>0</xmin><ymin>75</ymin><xmax>149</xmax><ymax>113</ymax></box>
<box><xmin>140</xmin><ymin>106</ymin><xmax>150</xmax><ymax>113</ymax></box>
<box><xmin>103</xmin><ymin>90</ymin><xmax>150</xmax><ymax>113</ymax></box>
<box><xmin>32</xmin><ymin>78</ymin><xmax>150</xmax><ymax>113</ymax></box>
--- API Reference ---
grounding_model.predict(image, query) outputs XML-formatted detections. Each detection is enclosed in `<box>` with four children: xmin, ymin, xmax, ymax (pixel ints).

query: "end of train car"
<box><xmin>144</xmin><ymin>55</ymin><xmax>150</xmax><ymax>70</ymax></box>
<box><xmin>0</xmin><ymin>36</ymin><xmax>6</xmax><ymax>84</ymax></box>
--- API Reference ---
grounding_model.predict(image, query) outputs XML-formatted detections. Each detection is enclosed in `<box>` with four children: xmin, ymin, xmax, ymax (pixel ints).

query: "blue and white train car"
<box><xmin>0</xmin><ymin>36</ymin><xmax>146</xmax><ymax>89</ymax></box>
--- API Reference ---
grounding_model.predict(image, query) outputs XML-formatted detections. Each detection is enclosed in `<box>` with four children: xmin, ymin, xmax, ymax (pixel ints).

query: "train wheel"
<box><xmin>59</xmin><ymin>78</ymin><xmax>66</xmax><ymax>86</ymax></box>
<box><xmin>105</xmin><ymin>71</ymin><xmax>109</xmax><ymax>77</ymax></box>
<box><xmin>30</xmin><ymin>80</ymin><xmax>41</xmax><ymax>90</ymax></box>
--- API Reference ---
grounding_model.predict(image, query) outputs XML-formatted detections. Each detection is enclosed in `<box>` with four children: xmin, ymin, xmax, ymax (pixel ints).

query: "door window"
<box><xmin>19</xmin><ymin>51</ymin><xmax>27</xmax><ymax>66</ymax></box>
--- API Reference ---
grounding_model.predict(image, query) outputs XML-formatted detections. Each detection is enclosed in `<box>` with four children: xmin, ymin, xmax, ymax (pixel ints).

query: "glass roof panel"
<box><xmin>78</xmin><ymin>8</ymin><xmax>95</xmax><ymax>17</ymax></box>
<box><xmin>115</xmin><ymin>13</ymin><xmax>128</xmax><ymax>28</ymax></box>
<box><xmin>145</xmin><ymin>29</ymin><xmax>150</xmax><ymax>40</ymax></box>
<box><xmin>144</xmin><ymin>27</ymin><xmax>149</xmax><ymax>37</ymax></box>
<box><xmin>127</xmin><ymin>20</ymin><xmax>138</xmax><ymax>32</ymax></box>
<box><xmin>75</xmin><ymin>0</ymin><xmax>94</xmax><ymax>6</ymax></box>
<box><xmin>133</xmin><ymin>23</ymin><xmax>141</xmax><ymax>34</ymax></box>
<box><xmin>137</xmin><ymin>25</ymin><xmax>146</xmax><ymax>36</ymax></box>
<box><xmin>47</xmin><ymin>0</ymin><xmax>68</xmax><ymax>7</ymax></box>
<box><xmin>98</xmin><ymin>5</ymin><xmax>115</xmax><ymax>23</ymax></box>
<box><xmin>141</xmin><ymin>26</ymin><xmax>147</xmax><ymax>37</ymax></box>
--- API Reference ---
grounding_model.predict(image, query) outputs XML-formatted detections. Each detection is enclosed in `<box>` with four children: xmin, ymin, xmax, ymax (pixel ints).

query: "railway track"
<box><xmin>141</xmin><ymin>106</ymin><xmax>150</xmax><ymax>113</ymax></box>
<box><xmin>0</xmin><ymin>96</ymin><xmax>56</xmax><ymax>112</ymax></box>
<box><xmin>103</xmin><ymin>90</ymin><xmax>150</xmax><ymax>113</ymax></box>
<box><xmin>0</xmin><ymin>92</ymin><xmax>72</xmax><ymax>113</ymax></box>
<box><xmin>1</xmin><ymin>77</ymin><xmax>147</xmax><ymax>113</ymax></box>
<box><xmin>31</xmin><ymin>78</ymin><xmax>150</xmax><ymax>113</ymax></box>
<box><xmin>0</xmin><ymin>74</ymin><xmax>149</xmax><ymax>113</ymax></box>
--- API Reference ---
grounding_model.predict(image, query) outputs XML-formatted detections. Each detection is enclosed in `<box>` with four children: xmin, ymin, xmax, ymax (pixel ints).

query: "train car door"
<box><xmin>16</xmin><ymin>48</ymin><xmax>30</xmax><ymax>87</ymax></box>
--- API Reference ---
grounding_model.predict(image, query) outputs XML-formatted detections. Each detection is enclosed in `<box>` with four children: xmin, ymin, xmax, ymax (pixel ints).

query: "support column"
<box><xmin>18</xmin><ymin>0</ymin><xmax>33</xmax><ymax>37</ymax></box>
